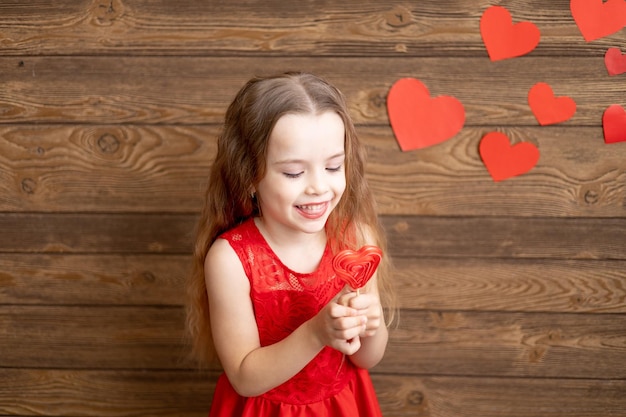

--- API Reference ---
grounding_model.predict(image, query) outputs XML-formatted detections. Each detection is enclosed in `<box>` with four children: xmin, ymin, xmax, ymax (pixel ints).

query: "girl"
<box><xmin>186</xmin><ymin>72</ymin><xmax>395</xmax><ymax>416</ymax></box>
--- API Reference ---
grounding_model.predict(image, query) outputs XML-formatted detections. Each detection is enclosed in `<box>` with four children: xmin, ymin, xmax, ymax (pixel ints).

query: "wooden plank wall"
<box><xmin>1</xmin><ymin>1</ymin><xmax>625</xmax><ymax>416</ymax></box>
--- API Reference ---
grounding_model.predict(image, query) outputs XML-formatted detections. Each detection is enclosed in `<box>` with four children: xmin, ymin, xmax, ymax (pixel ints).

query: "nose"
<box><xmin>305</xmin><ymin>169</ymin><xmax>329</xmax><ymax>195</ymax></box>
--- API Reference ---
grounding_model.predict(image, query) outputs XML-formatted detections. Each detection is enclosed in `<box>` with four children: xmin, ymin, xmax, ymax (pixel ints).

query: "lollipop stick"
<box><xmin>336</xmin><ymin>354</ymin><xmax>346</xmax><ymax>377</ymax></box>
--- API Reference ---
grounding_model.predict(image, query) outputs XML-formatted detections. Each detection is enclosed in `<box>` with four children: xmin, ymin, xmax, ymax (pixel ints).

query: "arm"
<box><xmin>205</xmin><ymin>239</ymin><xmax>367</xmax><ymax>397</ymax></box>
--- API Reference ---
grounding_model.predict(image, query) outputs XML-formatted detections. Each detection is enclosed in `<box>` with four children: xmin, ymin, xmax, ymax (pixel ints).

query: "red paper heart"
<box><xmin>528</xmin><ymin>82</ymin><xmax>576</xmax><ymax>126</ymax></box>
<box><xmin>480</xmin><ymin>5</ymin><xmax>541</xmax><ymax>61</ymax></box>
<box><xmin>570</xmin><ymin>0</ymin><xmax>626</xmax><ymax>42</ymax></box>
<box><xmin>605</xmin><ymin>48</ymin><xmax>626</xmax><ymax>76</ymax></box>
<box><xmin>332</xmin><ymin>245</ymin><xmax>383</xmax><ymax>290</ymax></box>
<box><xmin>479</xmin><ymin>132</ymin><xmax>540</xmax><ymax>182</ymax></box>
<box><xmin>602</xmin><ymin>105</ymin><xmax>626</xmax><ymax>144</ymax></box>
<box><xmin>387</xmin><ymin>78</ymin><xmax>465</xmax><ymax>151</ymax></box>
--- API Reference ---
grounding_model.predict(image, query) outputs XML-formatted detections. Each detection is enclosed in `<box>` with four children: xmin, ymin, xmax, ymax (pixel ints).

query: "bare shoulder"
<box><xmin>205</xmin><ymin>237</ymin><xmax>236</xmax><ymax>267</ymax></box>
<box><xmin>204</xmin><ymin>238</ymin><xmax>249</xmax><ymax>295</ymax></box>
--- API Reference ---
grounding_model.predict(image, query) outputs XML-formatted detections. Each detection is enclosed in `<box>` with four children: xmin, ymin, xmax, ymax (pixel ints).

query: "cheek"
<box><xmin>333</xmin><ymin>176</ymin><xmax>347</xmax><ymax>198</ymax></box>
<box><xmin>263</xmin><ymin>178</ymin><xmax>299</xmax><ymax>203</ymax></box>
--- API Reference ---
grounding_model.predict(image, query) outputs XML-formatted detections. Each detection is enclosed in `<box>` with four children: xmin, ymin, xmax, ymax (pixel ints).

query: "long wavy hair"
<box><xmin>186</xmin><ymin>72</ymin><xmax>396</xmax><ymax>366</ymax></box>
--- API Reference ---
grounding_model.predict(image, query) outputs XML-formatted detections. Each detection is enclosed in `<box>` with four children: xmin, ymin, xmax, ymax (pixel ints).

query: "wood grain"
<box><xmin>2</xmin><ymin>306</ymin><xmax>624</xmax><ymax>379</ymax></box>
<box><xmin>393</xmin><ymin>257</ymin><xmax>626</xmax><ymax>313</ymax></box>
<box><xmin>0</xmin><ymin>213</ymin><xmax>195</xmax><ymax>254</ymax></box>
<box><xmin>3</xmin><ymin>213</ymin><xmax>625</xmax><ymax>259</ymax></box>
<box><xmin>383</xmin><ymin>216</ymin><xmax>626</xmax><ymax>260</ymax></box>
<box><xmin>1</xmin><ymin>125</ymin><xmax>625</xmax><ymax>216</ymax></box>
<box><xmin>382</xmin><ymin>310</ymin><xmax>626</xmax><ymax>379</ymax></box>
<box><xmin>1</xmin><ymin>371</ymin><xmax>625</xmax><ymax>417</ymax></box>
<box><xmin>373</xmin><ymin>375</ymin><xmax>626</xmax><ymax>417</ymax></box>
<box><xmin>0</xmin><ymin>57</ymin><xmax>623</xmax><ymax>126</ymax></box>
<box><xmin>2</xmin><ymin>254</ymin><xmax>625</xmax><ymax>314</ymax></box>
<box><xmin>0</xmin><ymin>306</ymin><xmax>189</xmax><ymax>370</ymax></box>
<box><xmin>0</xmin><ymin>368</ymin><xmax>214</xmax><ymax>417</ymax></box>
<box><xmin>0</xmin><ymin>0</ymin><xmax>622</xmax><ymax>57</ymax></box>
<box><xmin>0</xmin><ymin>124</ymin><xmax>213</xmax><ymax>213</ymax></box>
<box><xmin>1</xmin><ymin>2</ymin><xmax>625</xmax><ymax>417</ymax></box>
<box><xmin>0</xmin><ymin>254</ymin><xmax>187</xmax><ymax>306</ymax></box>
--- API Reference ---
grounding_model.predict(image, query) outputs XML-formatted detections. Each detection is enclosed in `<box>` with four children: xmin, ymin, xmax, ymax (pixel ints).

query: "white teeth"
<box><xmin>298</xmin><ymin>203</ymin><xmax>325</xmax><ymax>211</ymax></box>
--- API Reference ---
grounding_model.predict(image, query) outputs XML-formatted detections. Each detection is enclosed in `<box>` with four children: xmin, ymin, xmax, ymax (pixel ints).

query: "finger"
<box><xmin>335</xmin><ymin>327</ymin><xmax>363</xmax><ymax>342</ymax></box>
<box><xmin>361</xmin><ymin>329</ymin><xmax>377</xmax><ymax>338</ymax></box>
<box><xmin>334</xmin><ymin>314</ymin><xmax>367</xmax><ymax>331</ymax></box>
<box><xmin>328</xmin><ymin>302</ymin><xmax>358</xmax><ymax>319</ymax></box>
<box><xmin>332</xmin><ymin>319</ymin><xmax>367</xmax><ymax>341</ymax></box>
<box><xmin>337</xmin><ymin>291</ymin><xmax>357</xmax><ymax>307</ymax></box>
<box><xmin>348</xmin><ymin>293</ymin><xmax>376</xmax><ymax>310</ymax></box>
<box><xmin>361</xmin><ymin>316</ymin><xmax>381</xmax><ymax>333</ymax></box>
<box><xmin>345</xmin><ymin>335</ymin><xmax>361</xmax><ymax>354</ymax></box>
<box><xmin>335</xmin><ymin>335</ymin><xmax>361</xmax><ymax>355</ymax></box>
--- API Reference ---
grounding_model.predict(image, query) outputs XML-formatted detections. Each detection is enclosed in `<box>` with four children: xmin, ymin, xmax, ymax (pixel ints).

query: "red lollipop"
<box><xmin>332</xmin><ymin>245</ymin><xmax>383</xmax><ymax>293</ymax></box>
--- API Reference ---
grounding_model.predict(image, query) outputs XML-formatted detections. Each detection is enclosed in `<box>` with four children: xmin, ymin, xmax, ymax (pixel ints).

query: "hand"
<box><xmin>338</xmin><ymin>291</ymin><xmax>383</xmax><ymax>338</ymax></box>
<box><xmin>309</xmin><ymin>297</ymin><xmax>368</xmax><ymax>356</ymax></box>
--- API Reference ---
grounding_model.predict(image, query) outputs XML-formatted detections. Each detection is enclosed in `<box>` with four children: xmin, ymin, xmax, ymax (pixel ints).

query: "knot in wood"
<box><xmin>385</xmin><ymin>6</ymin><xmax>413</xmax><ymax>28</ymax></box>
<box><xmin>92</xmin><ymin>0</ymin><xmax>123</xmax><ymax>25</ymax></box>
<box><xmin>584</xmin><ymin>189</ymin><xmax>599</xmax><ymax>205</ymax></box>
<box><xmin>142</xmin><ymin>271</ymin><xmax>156</xmax><ymax>283</ymax></box>
<box><xmin>98</xmin><ymin>133</ymin><xmax>120</xmax><ymax>154</ymax></box>
<box><xmin>529</xmin><ymin>346</ymin><xmax>547</xmax><ymax>363</ymax></box>
<box><xmin>21</xmin><ymin>178</ymin><xmax>36</xmax><ymax>194</ymax></box>
<box><xmin>393</xmin><ymin>220</ymin><xmax>409</xmax><ymax>233</ymax></box>
<box><xmin>407</xmin><ymin>390</ymin><xmax>424</xmax><ymax>405</ymax></box>
<box><xmin>369</xmin><ymin>91</ymin><xmax>386</xmax><ymax>109</ymax></box>
<box><xmin>570</xmin><ymin>294</ymin><xmax>584</xmax><ymax>307</ymax></box>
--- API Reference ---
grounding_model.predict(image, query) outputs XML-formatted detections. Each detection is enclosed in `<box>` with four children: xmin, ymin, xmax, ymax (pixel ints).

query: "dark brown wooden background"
<box><xmin>1</xmin><ymin>1</ymin><xmax>625</xmax><ymax>416</ymax></box>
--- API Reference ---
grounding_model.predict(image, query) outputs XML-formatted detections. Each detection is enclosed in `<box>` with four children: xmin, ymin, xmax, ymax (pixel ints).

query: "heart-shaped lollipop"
<box><xmin>332</xmin><ymin>245</ymin><xmax>383</xmax><ymax>291</ymax></box>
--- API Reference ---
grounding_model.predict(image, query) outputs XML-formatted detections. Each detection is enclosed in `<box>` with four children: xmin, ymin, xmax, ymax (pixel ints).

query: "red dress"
<box><xmin>209</xmin><ymin>218</ymin><xmax>383</xmax><ymax>417</ymax></box>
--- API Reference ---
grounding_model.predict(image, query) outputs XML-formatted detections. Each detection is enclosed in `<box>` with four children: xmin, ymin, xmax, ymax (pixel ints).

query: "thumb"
<box><xmin>337</xmin><ymin>288</ymin><xmax>358</xmax><ymax>307</ymax></box>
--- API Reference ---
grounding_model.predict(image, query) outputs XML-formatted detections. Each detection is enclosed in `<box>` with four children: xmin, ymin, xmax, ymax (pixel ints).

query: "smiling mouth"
<box><xmin>297</xmin><ymin>202</ymin><xmax>326</xmax><ymax>211</ymax></box>
<box><xmin>296</xmin><ymin>202</ymin><xmax>329</xmax><ymax>217</ymax></box>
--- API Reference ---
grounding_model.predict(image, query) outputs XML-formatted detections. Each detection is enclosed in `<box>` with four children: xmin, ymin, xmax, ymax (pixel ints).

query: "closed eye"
<box><xmin>283</xmin><ymin>172</ymin><xmax>303</xmax><ymax>179</ymax></box>
<box><xmin>326</xmin><ymin>165</ymin><xmax>343</xmax><ymax>172</ymax></box>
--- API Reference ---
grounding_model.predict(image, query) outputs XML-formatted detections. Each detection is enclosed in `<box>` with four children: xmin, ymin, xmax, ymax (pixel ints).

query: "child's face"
<box><xmin>255</xmin><ymin>111</ymin><xmax>346</xmax><ymax>237</ymax></box>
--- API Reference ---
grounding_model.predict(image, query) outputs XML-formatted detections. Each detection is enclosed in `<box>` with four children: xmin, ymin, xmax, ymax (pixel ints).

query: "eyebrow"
<box><xmin>272</xmin><ymin>152</ymin><xmax>345</xmax><ymax>166</ymax></box>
